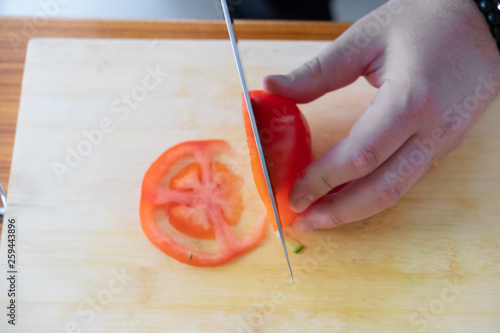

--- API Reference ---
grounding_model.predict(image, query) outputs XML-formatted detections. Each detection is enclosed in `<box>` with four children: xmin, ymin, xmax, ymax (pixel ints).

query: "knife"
<box><xmin>220</xmin><ymin>0</ymin><xmax>294</xmax><ymax>281</ymax></box>
<box><xmin>0</xmin><ymin>181</ymin><xmax>5</xmax><ymax>223</ymax></box>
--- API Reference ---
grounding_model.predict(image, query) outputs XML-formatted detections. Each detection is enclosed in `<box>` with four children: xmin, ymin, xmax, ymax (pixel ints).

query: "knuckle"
<box><xmin>398</xmin><ymin>83</ymin><xmax>437</xmax><ymax>120</ymax></box>
<box><xmin>304</xmin><ymin>56</ymin><xmax>323</xmax><ymax>79</ymax></box>
<box><xmin>440</xmin><ymin>118</ymin><xmax>460</xmax><ymax>138</ymax></box>
<box><xmin>440</xmin><ymin>120</ymin><xmax>454</xmax><ymax>135</ymax></box>
<box><xmin>326</xmin><ymin>212</ymin><xmax>345</xmax><ymax>229</ymax></box>
<box><xmin>319</xmin><ymin>172</ymin><xmax>336</xmax><ymax>191</ymax></box>
<box><xmin>374</xmin><ymin>185</ymin><xmax>402</xmax><ymax>211</ymax></box>
<box><xmin>350</xmin><ymin>145</ymin><xmax>379</xmax><ymax>175</ymax></box>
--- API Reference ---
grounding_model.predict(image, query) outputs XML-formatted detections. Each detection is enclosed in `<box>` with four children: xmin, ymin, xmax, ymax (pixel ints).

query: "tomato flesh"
<box><xmin>166</xmin><ymin>162</ymin><xmax>243</xmax><ymax>240</ymax></box>
<box><xmin>140</xmin><ymin>140</ymin><xmax>266</xmax><ymax>267</ymax></box>
<box><xmin>242</xmin><ymin>91</ymin><xmax>313</xmax><ymax>230</ymax></box>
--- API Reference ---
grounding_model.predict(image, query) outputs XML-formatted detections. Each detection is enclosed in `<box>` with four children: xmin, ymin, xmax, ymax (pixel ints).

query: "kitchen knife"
<box><xmin>220</xmin><ymin>0</ymin><xmax>294</xmax><ymax>280</ymax></box>
<box><xmin>0</xmin><ymin>181</ymin><xmax>5</xmax><ymax>222</ymax></box>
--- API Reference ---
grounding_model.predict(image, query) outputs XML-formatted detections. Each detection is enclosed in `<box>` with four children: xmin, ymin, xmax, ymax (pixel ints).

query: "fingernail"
<box><xmin>269</xmin><ymin>74</ymin><xmax>291</xmax><ymax>85</ymax></box>
<box><xmin>293</xmin><ymin>194</ymin><xmax>315</xmax><ymax>213</ymax></box>
<box><xmin>293</xmin><ymin>217</ymin><xmax>313</xmax><ymax>233</ymax></box>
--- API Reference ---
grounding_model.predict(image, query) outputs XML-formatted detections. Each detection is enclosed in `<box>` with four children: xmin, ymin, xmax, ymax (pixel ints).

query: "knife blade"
<box><xmin>220</xmin><ymin>0</ymin><xmax>294</xmax><ymax>281</ymax></box>
<box><xmin>0</xmin><ymin>181</ymin><xmax>5</xmax><ymax>223</ymax></box>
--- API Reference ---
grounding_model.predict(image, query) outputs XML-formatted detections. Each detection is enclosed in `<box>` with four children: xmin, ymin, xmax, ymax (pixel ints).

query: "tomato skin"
<box><xmin>242</xmin><ymin>91</ymin><xmax>313</xmax><ymax>230</ymax></box>
<box><xmin>140</xmin><ymin>140</ymin><xmax>266</xmax><ymax>267</ymax></box>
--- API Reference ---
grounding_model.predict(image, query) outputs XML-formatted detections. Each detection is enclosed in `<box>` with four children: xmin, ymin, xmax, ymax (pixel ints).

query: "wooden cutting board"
<box><xmin>1</xmin><ymin>38</ymin><xmax>499</xmax><ymax>332</ymax></box>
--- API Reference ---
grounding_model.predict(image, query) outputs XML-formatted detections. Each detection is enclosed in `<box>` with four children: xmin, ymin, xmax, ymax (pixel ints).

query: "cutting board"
<box><xmin>1</xmin><ymin>38</ymin><xmax>500</xmax><ymax>332</ymax></box>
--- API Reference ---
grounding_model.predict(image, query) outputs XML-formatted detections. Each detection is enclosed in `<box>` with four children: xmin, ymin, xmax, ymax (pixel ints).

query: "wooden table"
<box><xmin>0</xmin><ymin>17</ymin><xmax>350</xmax><ymax>231</ymax></box>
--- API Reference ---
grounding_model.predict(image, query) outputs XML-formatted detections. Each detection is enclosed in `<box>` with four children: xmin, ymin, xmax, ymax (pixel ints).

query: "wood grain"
<box><xmin>1</xmin><ymin>38</ymin><xmax>499</xmax><ymax>331</ymax></box>
<box><xmin>0</xmin><ymin>18</ymin><xmax>350</xmax><ymax>190</ymax></box>
<box><xmin>0</xmin><ymin>17</ymin><xmax>350</xmax><ymax>231</ymax></box>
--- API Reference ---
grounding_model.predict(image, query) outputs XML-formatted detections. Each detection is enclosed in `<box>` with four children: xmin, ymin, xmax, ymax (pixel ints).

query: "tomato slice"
<box><xmin>242</xmin><ymin>91</ymin><xmax>313</xmax><ymax>230</ymax></box>
<box><xmin>140</xmin><ymin>140</ymin><xmax>266</xmax><ymax>267</ymax></box>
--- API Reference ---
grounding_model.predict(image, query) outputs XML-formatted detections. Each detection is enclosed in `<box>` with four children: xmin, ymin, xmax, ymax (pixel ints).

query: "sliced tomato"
<box><xmin>242</xmin><ymin>91</ymin><xmax>313</xmax><ymax>230</ymax></box>
<box><xmin>166</xmin><ymin>162</ymin><xmax>243</xmax><ymax>239</ymax></box>
<box><xmin>140</xmin><ymin>140</ymin><xmax>266</xmax><ymax>267</ymax></box>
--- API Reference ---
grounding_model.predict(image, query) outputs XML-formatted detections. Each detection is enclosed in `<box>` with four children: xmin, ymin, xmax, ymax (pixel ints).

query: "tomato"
<box><xmin>242</xmin><ymin>90</ymin><xmax>313</xmax><ymax>230</ymax></box>
<box><xmin>140</xmin><ymin>140</ymin><xmax>266</xmax><ymax>267</ymax></box>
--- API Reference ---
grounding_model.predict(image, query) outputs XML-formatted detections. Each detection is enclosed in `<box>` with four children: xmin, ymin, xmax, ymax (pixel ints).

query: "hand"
<box><xmin>263</xmin><ymin>0</ymin><xmax>500</xmax><ymax>231</ymax></box>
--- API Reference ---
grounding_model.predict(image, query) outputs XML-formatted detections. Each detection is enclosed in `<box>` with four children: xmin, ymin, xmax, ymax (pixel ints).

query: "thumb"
<box><xmin>263</xmin><ymin>21</ymin><xmax>382</xmax><ymax>103</ymax></box>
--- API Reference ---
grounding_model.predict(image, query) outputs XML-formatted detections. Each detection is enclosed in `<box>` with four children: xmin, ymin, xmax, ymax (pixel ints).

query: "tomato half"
<box><xmin>140</xmin><ymin>140</ymin><xmax>266</xmax><ymax>267</ymax></box>
<box><xmin>242</xmin><ymin>90</ymin><xmax>313</xmax><ymax>230</ymax></box>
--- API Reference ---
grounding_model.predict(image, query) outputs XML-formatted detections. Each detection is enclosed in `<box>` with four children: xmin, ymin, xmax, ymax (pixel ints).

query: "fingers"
<box><xmin>263</xmin><ymin>19</ymin><xmax>383</xmax><ymax>103</ymax></box>
<box><xmin>293</xmin><ymin>137</ymin><xmax>435</xmax><ymax>232</ymax></box>
<box><xmin>289</xmin><ymin>83</ymin><xmax>416</xmax><ymax>213</ymax></box>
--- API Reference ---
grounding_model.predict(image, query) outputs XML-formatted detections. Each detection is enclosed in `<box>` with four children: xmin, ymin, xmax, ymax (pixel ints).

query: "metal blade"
<box><xmin>0</xmin><ymin>181</ymin><xmax>5</xmax><ymax>223</ymax></box>
<box><xmin>220</xmin><ymin>0</ymin><xmax>293</xmax><ymax>281</ymax></box>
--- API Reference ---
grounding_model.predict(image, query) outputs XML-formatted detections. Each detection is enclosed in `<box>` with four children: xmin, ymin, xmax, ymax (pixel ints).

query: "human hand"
<box><xmin>263</xmin><ymin>0</ymin><xmax>500</xmax><ymax>231</ymax></box>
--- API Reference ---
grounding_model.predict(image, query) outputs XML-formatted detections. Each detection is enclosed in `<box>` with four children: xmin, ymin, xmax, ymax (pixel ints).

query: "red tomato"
<box><xmin>140</xmin><ymin>140</ymin><xmax>266</xmax><ymax>267</ymax></box>
<box><xmin>242</xmin><ymin>90</ymin><xmax>313</xmax><ymax>230</ymax></box>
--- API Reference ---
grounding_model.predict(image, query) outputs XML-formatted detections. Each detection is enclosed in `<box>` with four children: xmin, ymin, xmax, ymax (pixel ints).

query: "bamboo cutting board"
<box><xmin>1</xmin><ymin>38</ymin><xmax>500</xmax><ymax>332</ymax></box>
